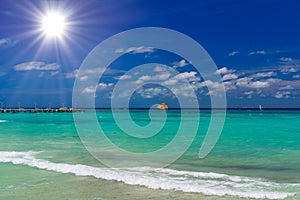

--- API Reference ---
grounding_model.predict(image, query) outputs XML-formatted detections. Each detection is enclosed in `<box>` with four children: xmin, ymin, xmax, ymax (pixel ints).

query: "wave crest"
<box><xmin>0</xmin><ymin>151</ymin><xmax>298</xmax><ymax>199</ymax></box>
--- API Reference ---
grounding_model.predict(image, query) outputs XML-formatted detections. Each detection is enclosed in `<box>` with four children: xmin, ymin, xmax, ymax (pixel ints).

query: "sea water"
<box><xmin>0</xmin><ymin>110</ymin><xmax>299</xmax><ymax>199</ymax></box>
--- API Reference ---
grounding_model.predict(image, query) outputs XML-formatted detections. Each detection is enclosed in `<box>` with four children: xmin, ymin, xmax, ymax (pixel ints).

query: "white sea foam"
<box><xmin>0</xmin><ymin>120</ymin><xmax>7</xmax><ymax>123</ymax></box>
<box><xmin>0</xmin><ymin>151</ymin><xmax>298</xmax><ymax>199</ymax></box>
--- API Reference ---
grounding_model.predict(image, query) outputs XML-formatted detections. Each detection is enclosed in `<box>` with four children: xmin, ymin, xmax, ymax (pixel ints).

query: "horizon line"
<box><xmin>2</xmin><ymin>107</ymin><xmax>300</xmax><ymax>110</ymax></box>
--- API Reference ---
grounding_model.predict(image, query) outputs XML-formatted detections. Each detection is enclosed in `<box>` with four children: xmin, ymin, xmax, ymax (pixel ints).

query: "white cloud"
<box><xmin>115</xmin><ymin>48</ymin><xmax>125</xmax><ymax>53</ymax></box>
<box><xmin>13</xmin><ymin>62</ymin><xmax>60</xmax><ymax>71</ymax></box>
<box><xmin>248</xmin><ymin>50</ymin><xmax>266</xmax><ymax>55</ymax></box>
<box><xmin>115</xmin><ymin>46</ymin><xmax>154</xmax><ymax>54</ymax></box>
<box><xmin>66</xmin><ymin>69</ymin><xmax>79</xmax><ymax>78</ymax></box>
<box><xmin>136</xmin><ymin>72</ymin><xmax>171</xmax><ymax>84</ymax></box>
<box><xmin>154</xmin><ymin>72</ymin><xmax>171</xmax><ymax>80</ymax></box>
<box><xmin>244</xmin><ymin>91</ymin><xmax>254</xmax><ymax>95</ymax></box>
<box><xmin>280</xmin><ymin>66</ymin><xmax>297</xmax><ymax>74</ymax></box>
<box><xmin>163</xmin><ymin>71</ymin><xmax>199</xmax><ymax>86</ymax></box>
<box><xmin>236</xmin><ymin>77</ymin><xmax>252</xmax><ymax>87</ymax></box>
<box><xmin>280</xmin><ymin>57</ymin><xmax>293</xmax><ymax>62</ymax></box>
<box><xmin>114</xmin><ymin>89</ymin><xmax>132</xmax><ymax>98</ymax></box>
<box><xmin>195</xmin><ymin>76</ymin><xmax>237</xmax><ymax>95</ymax></box>
<box><xmin>265</xmin><ymin>78</ymin><xmax>281</xmax><ymax>84</ymax></box>
<box><xmin>132</xmin><ymin>72</ymin><xmax>200</xmax><ymax>98</ymax></box>
<box><xmin>215</xmin><ymin>67</ymin><xmax>235</xmax><ymax>75</ymax></box>
<box><xmin>228</xmin><ymin>50</ymin><xmax>239</xmax><ymax>56</ymax></box>
<box><xmin>223</xmin><ymin>81</ymin><xmax>237</xmax><ymax>91</ymax></box>
<box><xmin>249</xmin><ymin>81</ymin><xmax>270</xmax><ymax>88</ymax></box>
<box><xmin>137</xmin><ymin>84</ymin><xmax>195</xmax><ymax>99</ymax></box>
<box><xmin>275</xmin><ymin>91</ymin><xmax>291</xmax><ymax>99</ymax></box>
<box><xmin>222</xmin><ymin>73</ymin><xmax>238</xmax><ymax>81</ymax></box>
<box><xmin>173</xmin><ymin>71</ymin><xmax>198</xmax><ymax>80</ymax></box>
<box><xmin>136</xmin><ymin>74</ymin><xmax>160</xmax><ymax>84</ymax></box>
<box><xmin>164</xmin><ymin>79</ymin><xmax>178</xmax><ymax>85</ymax></box>
<box><xmin>79</xmin><ymin>75</ymin><xmax>88</xmax><ymax>81</ymax></box>
<box><xmin>50</xmin><ymin>71</ymin><xmax>59</xmax><ymax>76</ymax></box>
<box><xmin>236</xmin><ymin>77</ymin><xmax>278</xmax><ymax>89</ymax></box>
<box><xmin>292</xmin><ymin>74</ymin><xmax>300</xmax><ymax>79</ymax></box>
<box><xmin>251</xmin><ymin>71</ymin><xmax>277</xmax><ymax>78</ymax></box>
<box><xmin>82</xmin><ymin>86</ymin><xmax>96</xmax><ymax>94</ymax></box>
<box><xmin>136</xmin><ymin>87</ymin><xmax>170</xmax><ymax>99</ymax></box>
<box><xmin>243</xmin><ymin>90</ymin><xmax>255</xmax><ymax>98</ymax></box>
<box><xmin>65</xmin><ymin>68</ymin><xmax>106</xmax><ymax>79</ymax></box>
<box><xmin>82</xmin><ymin>83</ymin><xmax>114</xmax><ymax>94</ymax></box>
<box><xmin>197</xmin><ymin>80</ymin><xmax>225</xmax><ymax>95</ymax></box>
<box><xmin>117</xmin><ymin>74</ymin><xmax>132</xmax><ymax>80</ymax></box>
<box><xmin>253</xmin><ymin>78</ymin><xmax>280</xmax><ymax>88</ymax></box>
<box><xmin>129</xmin><ymin>46</ymin><xmax>154</xmax><ymax>53</ymax></box>
<box><xmin>97</xmin><ymin>82</ymin><xmax>114</xmax><ymax>89</ymax></box>
<box><xmin>171</xmin><ymin>85</ymin><xmax>197</xmax><ymax>97</ymax></box>
<box><xmin>82</xmin><ymin>68</ymin><xmax>106</xmax><ymax>74</ymax></box>
<box><xmin>173</xmin><ymin>59</ymin><xmax>189</xmax><ymax>68</ymax></box>
<box><xmin>279</xmin><ymin>85</ymin><xmax>294</xmax><ymax>90</ymax></box>
<box><xmin>154</xmin><ymin>65</ymin><xmax>167</xmax><ymax>72</ymax></box>
<box><xmin>0</xmin><ymin>38</ymin><xmax>18</xmax><ymax>47</ymax></box>
<box><xmin>137</xmin><ymin>75</ymin><xmax>151</xmax><ymax>83</ymax></box>
<box><xmin>42</xmin><ymin>63</ymin><xmax>60</xmax><ymax>70</ymax></box>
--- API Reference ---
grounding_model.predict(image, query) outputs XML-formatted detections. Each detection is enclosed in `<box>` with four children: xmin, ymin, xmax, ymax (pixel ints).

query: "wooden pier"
<box><xmin>0</xmin><ymin>108</ymin><xmax>84</xmax><ymax>113</ymax></box>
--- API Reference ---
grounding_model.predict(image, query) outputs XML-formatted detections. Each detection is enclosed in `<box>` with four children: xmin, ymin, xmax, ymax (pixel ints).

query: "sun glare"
<box><xmin>41</xmin><ymin>12</ymin><xmax>66</xmax><ymax>38</ymax></box>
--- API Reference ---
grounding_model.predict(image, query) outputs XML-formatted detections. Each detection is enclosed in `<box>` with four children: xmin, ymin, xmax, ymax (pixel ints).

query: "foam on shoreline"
<box><xmin>0</xmin><ymin>151</ymin><xmax>298</xmax><ymax>199</ymax></box>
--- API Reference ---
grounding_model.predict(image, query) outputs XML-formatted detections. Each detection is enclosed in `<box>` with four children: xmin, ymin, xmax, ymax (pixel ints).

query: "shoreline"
<box><xmin>0</xmin><ymin>162</ymin><xmax>278</xmax><ymax>200</ymax></box>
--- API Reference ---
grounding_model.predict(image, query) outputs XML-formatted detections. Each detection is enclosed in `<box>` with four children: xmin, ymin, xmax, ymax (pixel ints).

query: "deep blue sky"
<box><xmin>0</xmin><ymin>0</ymin><xmax>299</xmax><ymax>108</ymax></box>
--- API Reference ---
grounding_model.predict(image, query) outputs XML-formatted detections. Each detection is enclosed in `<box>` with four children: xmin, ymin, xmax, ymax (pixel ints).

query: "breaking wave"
<box><xmin>0</xmin><ymin>151</ymin><xmax>298</xmax><ymax>199</ymax></box>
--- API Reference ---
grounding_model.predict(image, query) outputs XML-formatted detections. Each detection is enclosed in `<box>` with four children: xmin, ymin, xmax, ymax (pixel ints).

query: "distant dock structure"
<box><xmin>0</xmin><ymin>107</ymin><xmax>84</xmax><ymax>113</ymax></box>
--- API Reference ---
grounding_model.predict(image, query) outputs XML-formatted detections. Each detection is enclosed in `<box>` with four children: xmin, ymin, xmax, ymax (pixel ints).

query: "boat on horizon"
<box><xmin>157</xmin><ymin>103</ymin><xmax>168</xmax><ymax>110</ymax></box>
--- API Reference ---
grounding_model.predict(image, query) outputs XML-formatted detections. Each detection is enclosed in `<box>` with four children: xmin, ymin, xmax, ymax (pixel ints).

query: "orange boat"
<box><xmin>157</xmin><ymin>103</ymin><xmax>168</xmax><ymax>110</ymax></box>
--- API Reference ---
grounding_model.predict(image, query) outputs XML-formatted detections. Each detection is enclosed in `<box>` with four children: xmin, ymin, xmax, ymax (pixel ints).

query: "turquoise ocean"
<box><xmin>0</xmin><ymin>110</ymin><xmax>300</xmax><ymax>199</ymax></box>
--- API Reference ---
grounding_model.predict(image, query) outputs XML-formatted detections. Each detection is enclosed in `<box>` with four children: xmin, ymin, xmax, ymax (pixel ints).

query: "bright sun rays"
<box><xmin>41</xmin><ymin>12</ymin><xmax>66</xmax><ymax>38</ymax></box>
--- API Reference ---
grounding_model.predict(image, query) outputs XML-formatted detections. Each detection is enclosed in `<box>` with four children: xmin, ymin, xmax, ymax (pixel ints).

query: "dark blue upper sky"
<box><xmin>0</xmin><ymin>0</ymin><xmax>299</xmax><ymax>108</ymax></box>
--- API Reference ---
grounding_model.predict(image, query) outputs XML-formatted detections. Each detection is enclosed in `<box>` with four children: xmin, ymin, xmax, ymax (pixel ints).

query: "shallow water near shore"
<box><xmin>0</xmin><ymin>110</ymin><xmax>300</xmax><ymax>199</ymax></box>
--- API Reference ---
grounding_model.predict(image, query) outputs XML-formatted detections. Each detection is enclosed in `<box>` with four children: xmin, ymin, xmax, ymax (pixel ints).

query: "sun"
<box><xmin>41</xmin><ymin>12</ymin><xmax>66</xmax><ymax>38</ymax></box>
